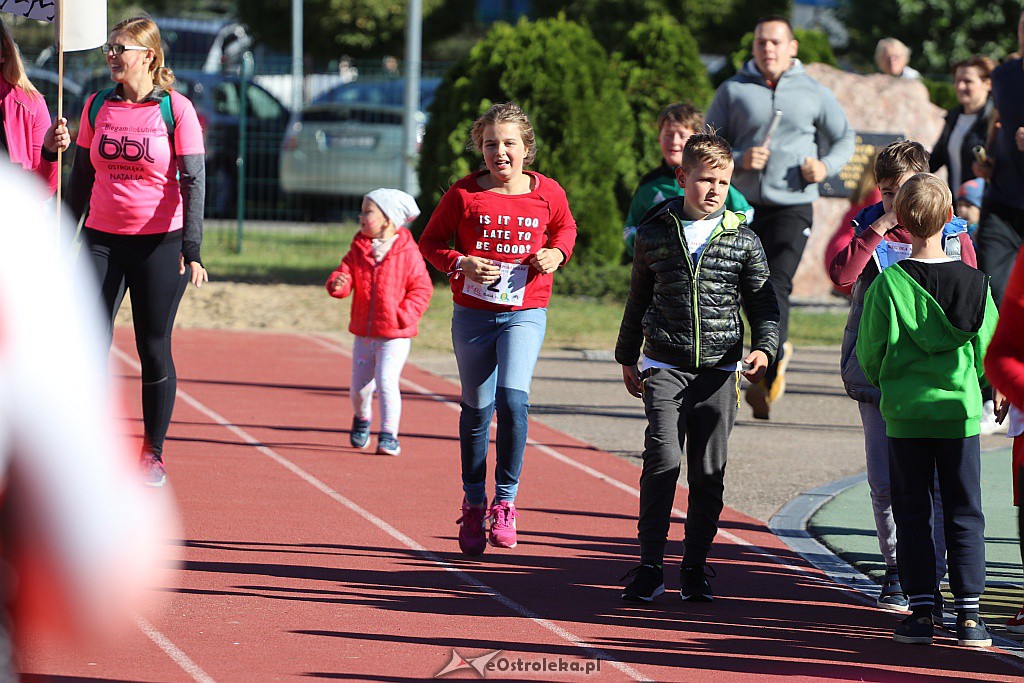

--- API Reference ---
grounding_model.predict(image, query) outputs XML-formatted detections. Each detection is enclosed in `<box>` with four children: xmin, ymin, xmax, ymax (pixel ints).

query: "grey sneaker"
<box><xmin>877</xmin><ymin>567</ymin><xmax>909</xmax><ymax>611</ymax></box>
<box><xmin>376</xmin><ymin>433</ymin><xmax>401</xmax><ymax>456</ymax></box>
<box><xmin>140</xmin><ymin>452</ymin><xmax>166</xmax><ymax>487</ymax></box>
<box><xmin>350</xmin><ymin>417</ymin><xmax>371</xmax><ymax>449</ymax></box>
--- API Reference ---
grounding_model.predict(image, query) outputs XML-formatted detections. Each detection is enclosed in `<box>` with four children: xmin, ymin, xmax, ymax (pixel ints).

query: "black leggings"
<box><xmin>84</xmin><ymin>228</ymin><xmax>188</xmax><ymax>459</ymax></box>
<box><xmin>748</xmin><ymin>203</ymin><xmax>814</xmax><ymax>384</ymax></box>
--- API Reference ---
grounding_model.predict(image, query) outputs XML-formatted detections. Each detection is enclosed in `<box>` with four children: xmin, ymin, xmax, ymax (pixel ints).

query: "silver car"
<box><xmin>279</xmin><ymin>78</ymin><xmax>439</xmax><ymax>206</ymax></box>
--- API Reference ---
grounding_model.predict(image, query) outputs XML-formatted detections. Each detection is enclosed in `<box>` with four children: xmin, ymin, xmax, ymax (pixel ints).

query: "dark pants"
<box><xmin>889</xmin><ymin>436</ymin><xmax>986</xmax><ymax>613</ymax></box>
<box><xmin>638</xmin><ymin>368</ymin><xmax>739</xmax><ymax>566</ymax></box>
<box><xmin>977</xmin><ymin>199</ymin><xmax>1024</xmax><ymax>306</ymax></box>
<box><xmin>84</xmin><ymin>228</ymin><xmax>188</xmax><ymax>459</ymax></box>
<box><xmin>748</xmin><ymin>203</ymin><xmax>814</xmax><ymax>384</ymax></box>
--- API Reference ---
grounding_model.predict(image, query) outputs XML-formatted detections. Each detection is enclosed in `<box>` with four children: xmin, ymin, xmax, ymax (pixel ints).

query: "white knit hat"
<box><xmin>364</xmin><ymin>188</ymin><xmax>420</xmax><ymax>228</ymax></box>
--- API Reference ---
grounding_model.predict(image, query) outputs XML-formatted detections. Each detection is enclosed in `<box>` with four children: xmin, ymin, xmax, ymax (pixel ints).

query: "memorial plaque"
<box><xmin>819</xmin><ymin>132</ymin><xmax>904</xmax><ymax>199</ymax></box>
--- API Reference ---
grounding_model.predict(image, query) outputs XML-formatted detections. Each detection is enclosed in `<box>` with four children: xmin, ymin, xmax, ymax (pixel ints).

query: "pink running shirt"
<box><xmin>77</xmin><ymin>90</ymin><xmax>205</xmax><ymax>235</ymax></box>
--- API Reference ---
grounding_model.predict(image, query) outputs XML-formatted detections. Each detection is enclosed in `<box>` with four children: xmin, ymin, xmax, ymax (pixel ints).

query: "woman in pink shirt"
<box><xmin>420</xmin><ymin>102</ymin><xmax>577</xmax><ymax>556</ymax></box>
<box><xmin>65</xmin><ymin>16</ymin><xmax>207</xmax><ymax>487</ymax></box>
<box><xmin>0</xmin><ymin>19</ymin><xmax>71</xmax><ymax>195</ymax></box>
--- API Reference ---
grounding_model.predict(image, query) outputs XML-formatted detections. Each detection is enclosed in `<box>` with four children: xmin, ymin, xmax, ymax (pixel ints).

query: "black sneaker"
<box><xmin>350</xmin><ymin>417</ymin><xmax>371</xmax><ymax>449</ymax></box>
<box><xmin>680</xmin><ymin>563</ymin><xmax>715</xmax><ymax>602</ymax></box>
<box><xmin>877</xmin><ymin>567</ymin><xmax>909</xmax><ymax>611</ymax></box>
<box><xmin>932</xmin><ymin>589</ymin><xmax>944</xmax><ymax>626</ymax></box>
<box><xmin>893</xmin><ymin>614</ymin><xmax>933</xmax><ymax>645</ymax></box>
<box><xmin>620</xmin><ymin>564</ymin><xmax>665</xmax><ymax>602</ymax></box>
<box><xmin>956</xmin><ymin>617</ymin><xmax>992</xmax><ymax>647</ymax></box>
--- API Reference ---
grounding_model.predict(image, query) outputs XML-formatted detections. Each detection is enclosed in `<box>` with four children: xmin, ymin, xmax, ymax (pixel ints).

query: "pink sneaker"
<box><xmin>457</xmin><ymin>499</ymin><xmax>487</xmax><ymax>556</ymax></box>
<box><xmin>1007</xmin><ymin>604</ymin><xmax>1024</xmax><ymax>634</ymax></box>
<box><xmin>488</xmin><ymin>500</ymin><xmax>518</xmax><ymax>548</ymax></box>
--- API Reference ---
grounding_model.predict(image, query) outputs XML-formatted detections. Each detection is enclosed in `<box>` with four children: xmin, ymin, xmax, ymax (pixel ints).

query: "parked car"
<box><xmin>153</xmin><ymin>16</ymin><xmax>253</xmax><ymax>73</ymax></box>
<box><xmin>80</xmin><ymin>68</ymin><xmax>289</xmax><ymax>218</ymax></box>
<box><xmin>278</xmin><ymin>78</ymin><xmax>440</xmax><ymax>210</ymax></box>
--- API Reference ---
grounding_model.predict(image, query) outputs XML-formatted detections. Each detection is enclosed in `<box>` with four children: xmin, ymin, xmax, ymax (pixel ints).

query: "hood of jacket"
<box><xmin>738</xmin><ymin>57</ymin><xmax>807</xmax><ymax>85</ymax></box>
<box><xmin>884</xmin><ymin>265</ymin><xmax>982</xmax><ymax>355</ymax></box>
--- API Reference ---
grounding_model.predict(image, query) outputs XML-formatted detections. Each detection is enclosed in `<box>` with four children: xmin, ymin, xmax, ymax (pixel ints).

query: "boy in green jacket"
<box><xmin>857</xmin><ymin>173</ymin><xmax>998</xmax><ymax>648</ymax></box>
<box><xmin>622</xmin><ymin>103</ymin><xmax>753</xmax><ymax>258</ymax></box>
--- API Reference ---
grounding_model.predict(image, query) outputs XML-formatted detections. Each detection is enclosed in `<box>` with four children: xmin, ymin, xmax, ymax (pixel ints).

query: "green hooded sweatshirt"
<box><xmin>856</xmin><ymin>262</ymin><xmax>998</xmax><ymax>438</ymax></box>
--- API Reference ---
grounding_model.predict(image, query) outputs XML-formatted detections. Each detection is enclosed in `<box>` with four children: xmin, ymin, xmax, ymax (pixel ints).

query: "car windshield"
<box><xmin>159</xmin><ymin>25</ymin><xmax>219</xmax><ymax>68</ymax></box>
<box><xmin>314</xmin><ymin>79</ymin><xmax>440</xmax><ymax>110</ymax></box>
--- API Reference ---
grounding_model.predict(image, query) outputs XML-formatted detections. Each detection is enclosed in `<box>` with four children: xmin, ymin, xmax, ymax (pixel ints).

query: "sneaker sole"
<box><xmin>680</xmin><ymin>592</ymin><xmax>713</xmax><ymax>602</ymax></box>
<box><xmin>770</xmin><ymin>341</ymin><xmax>794</xmax><ymax>402</ymax></box>
<box><xmin>893</xmin><ymin>634</ymin><xmax>932</xmax><ymax>645</ymax></box>
<box><xmin>957</xmin><ymin>637</ymin><xmax>992</xmax><ymax>647</ymax></box>
<box><xmin>876</xmin><ymin>598</ymin><xmax>910</xmax><ymax>611</ymax></box>
<box><xmin>377</xmin><ymin>447</ymin><xmax>401</xmax><ymax>456</ymax></box>
<box><xmin>350</xmin><ymin>440</ymin><xmax>370</xmax><ymax>450</ymax></box>
<box><xmin>458</xmin><ymin>542</ymin><xmax>487</xmax><ymax>556</ymax></box>
<box><xmin>144</xmin><ymin>476</ymin><xmax>166</xmax><ymax>487</ymax></box>
<box><xmin>488</xmin><ymin>538</ymin><xmax>517</xmax><ymax>549</ymax></box>
<box><xmin>622</xmin><ymin>585</ymin><xmax>665</xmax><ymax>603</ymax></box>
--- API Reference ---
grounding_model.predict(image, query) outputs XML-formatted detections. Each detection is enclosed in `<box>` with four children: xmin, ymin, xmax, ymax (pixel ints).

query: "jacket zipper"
<box><xmin>366</xmin><ymin>261</ymin><xmax>379</xmax><ymax>336</ymax></box>
<box><xmin>672</xmin><ymin>211</ymin><xmax>732</xmax><ymax>368</ymax></box>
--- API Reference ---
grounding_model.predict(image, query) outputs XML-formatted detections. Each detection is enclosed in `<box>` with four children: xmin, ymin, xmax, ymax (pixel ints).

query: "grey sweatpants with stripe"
<box><xmin>637</xmin><ymin>367</ymin><xmax>739</xmax><ymax>566</ymax></box>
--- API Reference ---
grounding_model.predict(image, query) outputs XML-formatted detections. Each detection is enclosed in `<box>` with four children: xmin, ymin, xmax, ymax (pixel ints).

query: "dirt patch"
<box><xmin>116</xmin><ymin>282</ymin><xmax>350</xmax><ymax>334</ymax></box>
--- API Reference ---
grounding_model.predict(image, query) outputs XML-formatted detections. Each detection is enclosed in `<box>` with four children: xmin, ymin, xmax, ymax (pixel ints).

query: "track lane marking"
<box><xmin>112</xmin><ymin>345</ymin><xmax>650</xmax><ymax>682</ymax></box>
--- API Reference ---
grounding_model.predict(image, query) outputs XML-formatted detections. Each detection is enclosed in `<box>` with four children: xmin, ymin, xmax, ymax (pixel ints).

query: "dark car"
<box><xmin>80</xmin><ymin>69</ymin><xmax>289</xmax><ymax>218</ymax></box>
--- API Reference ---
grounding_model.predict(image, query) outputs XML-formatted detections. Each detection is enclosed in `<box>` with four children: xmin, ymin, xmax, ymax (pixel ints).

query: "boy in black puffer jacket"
<box><xmin>616</xmin><ymin>132</ymin><xmax>779</xmax><ymax>603</ymax></box>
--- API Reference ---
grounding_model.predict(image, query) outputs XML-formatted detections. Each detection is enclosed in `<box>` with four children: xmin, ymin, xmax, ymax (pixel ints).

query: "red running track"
<box><xmin>18</xmin><ymin>328</ymin><xmax>1024</xmax><ymax>682</ymax></box>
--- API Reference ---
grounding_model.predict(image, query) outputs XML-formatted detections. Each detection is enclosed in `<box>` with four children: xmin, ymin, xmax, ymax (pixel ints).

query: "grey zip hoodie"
<box><xmin>706</xmin><ymin>59</ymin><xmax>855</xmax><ymax>207</ymax></box>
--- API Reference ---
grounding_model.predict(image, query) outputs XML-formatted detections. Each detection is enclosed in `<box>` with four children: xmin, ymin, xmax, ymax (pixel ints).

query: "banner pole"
<box><xmin>56</xmin><ymin>0</ymin><xmax>64</xmax><ymax>231</ymax></box>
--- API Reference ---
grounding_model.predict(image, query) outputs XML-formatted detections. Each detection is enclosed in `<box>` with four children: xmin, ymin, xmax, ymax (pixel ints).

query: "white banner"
<box><xmin>57</xmin><ymin>0</ymin><xmax>107</xmax><ymax>52</ymax></box>
<box><xmin>0</xmin><ymin>0</ymin><xmax>56</xmax><ymax>22</ymax></box>
<box><xmin>0</xmin><ymin>0</ymin><xmax>107</xmax><ymax>52</ymax></box>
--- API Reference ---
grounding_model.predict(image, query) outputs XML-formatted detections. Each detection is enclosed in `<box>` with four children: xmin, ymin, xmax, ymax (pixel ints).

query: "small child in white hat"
<box><xmin>327</xmin><ymin>189</ymin><xmax>433</xmax><ymax>455</ymax></box>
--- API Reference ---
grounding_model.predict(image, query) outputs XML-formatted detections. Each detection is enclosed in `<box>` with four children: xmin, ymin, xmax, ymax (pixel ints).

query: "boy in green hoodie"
<box><xmin>857</xmin><ymin>173</ymin><xmax>998</xmax><ymax>648</ymax></box>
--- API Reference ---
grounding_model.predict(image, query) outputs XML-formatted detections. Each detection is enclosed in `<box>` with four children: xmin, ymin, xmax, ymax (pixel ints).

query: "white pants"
<box><xmin>351</xmin><ymin>336</ymin><xmax>411</xmax><ymax>437</ymax></box>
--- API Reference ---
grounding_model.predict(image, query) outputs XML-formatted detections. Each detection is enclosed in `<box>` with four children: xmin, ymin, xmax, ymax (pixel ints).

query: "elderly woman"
<box><xmin>930</xmin><ymin>56</ymin><xmax>996</xmax><ymax>193</ymax></box>
<box><xmin>876</xmin><ymin>38</ymin><xmax>920</xmax><ymax>79</ymax></box>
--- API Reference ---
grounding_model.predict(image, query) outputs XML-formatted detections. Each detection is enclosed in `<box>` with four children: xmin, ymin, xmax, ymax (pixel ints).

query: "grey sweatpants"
<box><xmin>638</xmin><ymin>367</ymin><xmax>739</xmax><ymax>566</ymax></box>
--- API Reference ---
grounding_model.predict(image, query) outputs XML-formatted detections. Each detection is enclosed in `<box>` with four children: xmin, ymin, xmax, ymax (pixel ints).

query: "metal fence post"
<box><xmin>236</xmin><ymin>51</ymin><xmax>254</xmax><ymax>254</ymax></box>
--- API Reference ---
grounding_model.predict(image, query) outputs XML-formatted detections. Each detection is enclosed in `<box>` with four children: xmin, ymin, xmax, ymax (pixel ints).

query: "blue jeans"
<box><xmin>452</xmin><ymin>304</ymin><xmax>547</xmax><ymax>505</ymax></box>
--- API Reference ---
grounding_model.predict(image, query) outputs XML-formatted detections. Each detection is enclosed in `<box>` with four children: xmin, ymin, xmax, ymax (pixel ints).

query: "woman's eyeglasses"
<box><xmin>100</xmin><ymin>43</ymin><xmax>149</xmax><ymax>56</ymax></box>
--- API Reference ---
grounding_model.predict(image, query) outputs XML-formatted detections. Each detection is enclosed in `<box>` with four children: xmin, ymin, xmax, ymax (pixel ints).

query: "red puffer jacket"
<box><xmin>326</xmin><ymin>228</ymin><xmax>433</xmax><ymax>338</ymax></box>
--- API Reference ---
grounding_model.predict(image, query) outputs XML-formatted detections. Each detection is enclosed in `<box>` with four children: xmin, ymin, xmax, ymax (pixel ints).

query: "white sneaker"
<box><xmin>980</xmin><ymin>400</ymin><xmax>1007</xmax><ymax>435</ymax></box>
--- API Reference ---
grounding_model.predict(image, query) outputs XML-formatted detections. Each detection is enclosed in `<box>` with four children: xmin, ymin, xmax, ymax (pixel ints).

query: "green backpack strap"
<box><xmin>159</xmin><ymin>91</ymin><xmax>176</xmax><ymax>150</ymax></box>
<box><xmin>88</xmin><ymin>87</ymin><xmax>114</xmax><ymax>130</ymax></box>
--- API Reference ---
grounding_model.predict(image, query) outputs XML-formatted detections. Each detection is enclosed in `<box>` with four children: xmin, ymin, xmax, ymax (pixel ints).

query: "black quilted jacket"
<box><xmin>615</xmin><ymin>200</ymin><xmax>780</xmax><ymax>370</ymax></box>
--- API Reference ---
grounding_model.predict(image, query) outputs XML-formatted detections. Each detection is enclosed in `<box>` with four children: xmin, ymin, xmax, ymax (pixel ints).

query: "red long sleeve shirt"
<box><xmin>418</xmin><ymin>171</ymin><xmax>577</xmax><ymax>311</ymax></box>
<box><xmin>986</xmin><ymin>245</ymin><xmax>1024</xmax><ymax>410</ymax></box>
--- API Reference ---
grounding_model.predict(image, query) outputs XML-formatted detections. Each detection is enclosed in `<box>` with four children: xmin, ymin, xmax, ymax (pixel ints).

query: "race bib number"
<box><xmin>463</xmin><ymin>262</ymin><xmax>529</xmax><ymax>306</ymax></box>
<box><xmin>875</xmin><ymin>241</ymin><xmax>912</xmax><ymax>270</ymax></box>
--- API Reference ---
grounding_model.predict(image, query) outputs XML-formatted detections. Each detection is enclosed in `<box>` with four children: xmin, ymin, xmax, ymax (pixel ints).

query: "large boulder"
<box><xmin>794</xmin><ymin>64</ymin><xmax>947</xmax><ymax>301</ymax></box>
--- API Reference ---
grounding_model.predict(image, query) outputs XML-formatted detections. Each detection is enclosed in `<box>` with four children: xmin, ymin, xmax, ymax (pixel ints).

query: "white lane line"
<box><xmin>134</xmin><ymin>614</ymin><xmax>216</xmax><ymax>683</ymax></box>
<box><xmin>112</xmin><ymin>345</ymin><xmax>650</xmax><ymax>682</ymax></box>
<box><xmin>303</xmin><ymin>333</ymin><xmax>842</xmax><ymax>587</ymax></box>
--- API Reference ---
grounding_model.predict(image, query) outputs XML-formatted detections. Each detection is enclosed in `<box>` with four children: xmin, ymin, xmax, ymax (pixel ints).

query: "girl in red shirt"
<box><xmin>419</xmin><ymin>102</ymin><xmax>577</xmax><ymax>555</ymax></box>
<box><xmin>327</xmin><ymin>189</ymin><xmax>432</xmax><ymax>456</ymax></box>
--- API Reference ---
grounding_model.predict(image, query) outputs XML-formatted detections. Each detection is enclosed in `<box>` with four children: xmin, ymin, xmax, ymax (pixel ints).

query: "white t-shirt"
<box><xmin>947</xmin><ymin>112</ymin><xmax>978</xmax><ymax>191</ymax></box>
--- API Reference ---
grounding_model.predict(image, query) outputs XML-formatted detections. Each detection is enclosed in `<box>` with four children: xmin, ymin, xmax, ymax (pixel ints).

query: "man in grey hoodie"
<box><xmin>707</xmin><ymin>14</ymin><xmax>854</xmax><ymax>419</ymax></box>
